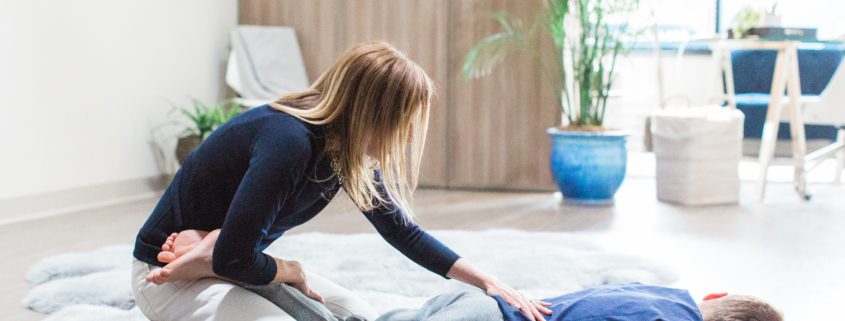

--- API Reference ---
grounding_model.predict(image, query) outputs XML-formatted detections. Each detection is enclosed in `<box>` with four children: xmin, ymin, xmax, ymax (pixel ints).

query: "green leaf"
<box><xmin>461</xmin><ymin>12</ymin><xmax>529</xmax><ymax>79</ymax></box>
<box><xmin>464</xmin><ymin>0</ymin><xmax>639</xmax><ymax>126</ymax></box>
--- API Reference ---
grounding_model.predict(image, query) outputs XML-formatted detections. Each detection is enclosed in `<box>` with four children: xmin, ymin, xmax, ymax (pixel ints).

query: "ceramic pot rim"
<box><xmin>546</xmin><ymin>127</ymin><xmax>629</xmax><ymax>137</ymax></box>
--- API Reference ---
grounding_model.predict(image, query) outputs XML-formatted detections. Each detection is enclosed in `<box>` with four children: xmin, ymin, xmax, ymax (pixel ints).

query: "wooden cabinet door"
<box><xmin>240</xmin><ymin>0</ymin><xmax>557</xmax><ymax>190</ymax></box>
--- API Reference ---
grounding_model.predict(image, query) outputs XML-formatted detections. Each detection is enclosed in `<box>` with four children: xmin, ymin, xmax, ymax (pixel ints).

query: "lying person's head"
<box><xmin>699</xmin><ymin>293</ymin><xmax>783</xmax><ymax>321</ymax></box>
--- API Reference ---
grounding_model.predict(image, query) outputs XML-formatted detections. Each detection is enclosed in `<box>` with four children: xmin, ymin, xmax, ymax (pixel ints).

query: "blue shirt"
<box><xmin>494</xmin><ymin>283</ymin><xmax>703</xmax><ymax>321</ymax></box>
<box><xmin>133</xmin><ymin>104</ymin><xmax>460</xmax><ymax>285</ymax></box>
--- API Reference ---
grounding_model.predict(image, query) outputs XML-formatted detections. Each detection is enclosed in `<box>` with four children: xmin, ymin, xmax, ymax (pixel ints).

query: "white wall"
<box><xmin>0</xmin><ymin>1</ymin><xmax>238</xmax><ymax>199</ymax></box>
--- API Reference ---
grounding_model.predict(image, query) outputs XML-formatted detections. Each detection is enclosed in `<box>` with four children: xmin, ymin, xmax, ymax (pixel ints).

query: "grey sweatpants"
<box><xmin>246</xmin><ymin>282</ymin><xmax>504</xmax><ymax>321</ymax></box>
<box><xmin>132</xmin><ymin>260</ymin><xmax>378</xmax><ymax>321</ymax></box>
<box><xmin>374</xmin><ymin>290</ymin><xmax>504</xmax><ymax>321</ymax></box>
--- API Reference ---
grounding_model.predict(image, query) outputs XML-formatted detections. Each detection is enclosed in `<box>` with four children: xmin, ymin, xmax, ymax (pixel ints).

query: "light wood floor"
<box><xmin>2</xmin><ymin>177</ymin><xmax>843</xmax><ymax>320</ymax></box>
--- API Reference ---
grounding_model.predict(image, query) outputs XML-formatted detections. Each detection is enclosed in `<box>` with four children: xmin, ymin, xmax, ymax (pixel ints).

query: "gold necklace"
<box><xmin>330</xmin><ymin>155</ymin><xmax>344</xmax><ymax>183</ymax></box>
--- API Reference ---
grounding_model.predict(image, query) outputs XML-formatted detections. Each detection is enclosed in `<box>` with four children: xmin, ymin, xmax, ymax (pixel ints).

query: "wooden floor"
<box><xmin>2</xmin><ymin>177</ymin><xmax>843</xmax><ymax>320</ymax></box>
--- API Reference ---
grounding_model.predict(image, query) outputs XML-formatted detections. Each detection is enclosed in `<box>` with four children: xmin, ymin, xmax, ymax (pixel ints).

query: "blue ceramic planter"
<box><xmin>547</xmin><ymin>128</ymin><xmax>628</xmax><ymax>205</ymax></box>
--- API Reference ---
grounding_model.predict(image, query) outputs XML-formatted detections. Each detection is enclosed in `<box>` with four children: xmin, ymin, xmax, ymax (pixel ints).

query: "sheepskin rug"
<box><xmin>25</xmin><ymin>230</ymin><xmax>677</xmax><ymax>320</ymax></box>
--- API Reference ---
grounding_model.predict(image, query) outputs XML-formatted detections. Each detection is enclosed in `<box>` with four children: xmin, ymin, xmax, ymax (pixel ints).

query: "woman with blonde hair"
<box><xmin>131</xmin><ymin>41</ymin><xmax>551</xmax><ymax>321</ymax></box>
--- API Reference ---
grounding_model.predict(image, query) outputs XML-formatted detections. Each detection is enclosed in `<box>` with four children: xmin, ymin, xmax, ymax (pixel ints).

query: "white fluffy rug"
<box><xmin>24</xmin><ymin>230</ymin><xmax>677</xmax><ymax>321</ymax></box>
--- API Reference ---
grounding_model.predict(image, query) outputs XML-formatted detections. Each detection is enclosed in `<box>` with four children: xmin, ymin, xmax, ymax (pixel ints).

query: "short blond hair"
<box><xmin>701</xmin><ymin>295</ymin><xmax>783</xmax><ymax>321</ymax></box>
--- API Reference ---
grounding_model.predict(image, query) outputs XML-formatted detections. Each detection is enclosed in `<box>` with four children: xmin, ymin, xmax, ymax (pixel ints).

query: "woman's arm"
<box><xmin>363</xmin><ymin>170</ymin><xmax>551</xmax><ymax>320</ymax></box>
<box><xmin>362</xmin><ymin>205</ymin><xmax>460</xmax><ymax>278</ymax></box>
<box><xmin>361</xmin><ymin>171</ymin><xmax>460</xmax><ymax>278</ymax></box>
<box><xmin>212</xmin><ymin>121</ymin><xmax>312</xmax><ymax>285</ymax></box>
<box><xmin>447</xmin><ymin>259</ymin><xmax>553</xmax><ymax>321</ymax></box>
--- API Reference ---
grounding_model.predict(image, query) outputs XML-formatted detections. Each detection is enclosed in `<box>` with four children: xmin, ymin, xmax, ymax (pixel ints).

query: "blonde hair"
<box><xmin>701</xmin><ymin>295</ymin><xmax>783</xmax><ymax>321</ymax></box>
<box><xmin>269</xmin><ymin>41</ymin><xmax>433</xmax><ymax>219</ymax></box>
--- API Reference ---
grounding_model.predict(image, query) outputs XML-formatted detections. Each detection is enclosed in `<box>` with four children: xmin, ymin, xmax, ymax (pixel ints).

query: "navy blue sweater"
<box><xmin>133</xmin><ymin>104</ymin><xmax>460</xmax><ymax>285</ymax></box>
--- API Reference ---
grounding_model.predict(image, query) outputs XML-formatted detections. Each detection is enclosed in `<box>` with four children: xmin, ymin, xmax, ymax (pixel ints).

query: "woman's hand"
<box><xmin>447</xmin><ymin>259</ymin><xmax>551</xmax><ymax>321</ymax></box>
<box><xmin>484</xmin><ymin>278</ymin><xmax>552</xmax><ymax>321</ymax></box>
<box><xmin>274</xmin><ymin>258</ymin><xmax>324</xmax><ymax>303</ymax></box>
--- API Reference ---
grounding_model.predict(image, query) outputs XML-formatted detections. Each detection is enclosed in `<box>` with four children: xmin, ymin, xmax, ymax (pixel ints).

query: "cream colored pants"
<box><xmin>132</xmin><ymin>260</ymin><xmax>379</xmax><ymax>321</ymax></box>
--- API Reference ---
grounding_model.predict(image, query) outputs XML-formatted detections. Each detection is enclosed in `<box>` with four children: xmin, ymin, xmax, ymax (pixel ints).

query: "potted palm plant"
<box><xmin>175</xmin><ymin>99</ymin><xmax>242</xmax><ymax>164</ymax></box>
<box><xmin>463</xmin><ymin>0</ymin><xmax>639</xmax><ymax>205</ymax></box>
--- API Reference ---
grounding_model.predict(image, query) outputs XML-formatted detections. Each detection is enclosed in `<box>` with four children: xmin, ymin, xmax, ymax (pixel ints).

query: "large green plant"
<box><xmin>463</xmin><ymin>0</ymin><xmax>639</xmax><ymax>128</ymax></box>
<box><xmin>176</xmin><ymin>99</ymin><xmax>243</xmax><ymax>139</ymax></box>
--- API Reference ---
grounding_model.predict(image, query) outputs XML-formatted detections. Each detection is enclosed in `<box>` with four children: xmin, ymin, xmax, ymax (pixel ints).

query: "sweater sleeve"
<box><xmin>211</xmin><ymin>122</ymin><xmax>311</xmax><ymax>285</ymax></box>
<box><xmin>362</xmin><ymin>170</ymin><xmax>461</xmax><ymax>279</ymax></box>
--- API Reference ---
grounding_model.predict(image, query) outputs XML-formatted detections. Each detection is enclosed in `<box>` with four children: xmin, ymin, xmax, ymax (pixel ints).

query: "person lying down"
<box><xmin>146</xmin><ymin>230</ymin><xmax>783</xmax><ymax>321</ymax></box>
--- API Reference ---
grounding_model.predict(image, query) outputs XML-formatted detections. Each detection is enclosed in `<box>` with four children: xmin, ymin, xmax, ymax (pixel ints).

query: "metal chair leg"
<box><xmin>836</xmin><ymin>126</ymin><xmax>845</xmax><ymax>184</ymax></box>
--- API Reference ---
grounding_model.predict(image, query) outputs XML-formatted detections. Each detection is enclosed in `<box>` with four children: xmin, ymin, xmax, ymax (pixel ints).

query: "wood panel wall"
<box><xmin>240</xmin><ymin>0</ymin><xmax>557</xmax><ymax>191</ymax></box>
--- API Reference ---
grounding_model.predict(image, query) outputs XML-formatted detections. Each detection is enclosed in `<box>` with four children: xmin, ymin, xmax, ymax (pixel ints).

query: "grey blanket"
<box><xmin>244</xmin><ymin>283</ymin><xmax>504</xmax><ymax>321</ymax></box>
<box><xmin>229</xmin><ymin>25</ymin><xmax>310</xmax><ymax>100</ymax></box>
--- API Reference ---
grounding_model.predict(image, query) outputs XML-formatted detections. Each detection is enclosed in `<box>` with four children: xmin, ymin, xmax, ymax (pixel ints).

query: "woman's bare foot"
<box><xmin>146</xmin><ymin>229</ymin><xmax>219</xmax><ymax>285</ymax></box>
<box><xmin>157</xmin><ymin>230</ymin><xmax>209</xmax><ymax>263</ymax></box>
<box><xmin>157</xmin><ymin>233</ymin><xmax>178</xmax><ymax>263</ymax></box>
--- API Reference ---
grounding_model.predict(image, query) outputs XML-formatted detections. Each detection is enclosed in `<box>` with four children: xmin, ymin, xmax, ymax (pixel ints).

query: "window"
<box><xmin>625</xmin><ymin>0</ymin><xmax>717</xmax><ymax>45</ymax></box>
<box><xmin>629</xmin><ymin>0</ymin><xmax>845</xmax><ymax>48</ymax></box>
<box><xmin>719</xmin><ymin>0</ymin><xmax>845</xmax><ymax>39</ymax></box>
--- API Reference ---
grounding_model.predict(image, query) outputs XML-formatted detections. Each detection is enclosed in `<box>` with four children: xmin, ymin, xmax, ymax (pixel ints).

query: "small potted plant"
<box><xmin>175</xmin><ymin>99</ymin><xmax>242</xmax><ymax>164</ymax></box>
<box><xmin>463</xmin><ymin>0</ymin><xmax>639</xmax><ymax>205</ymax></box>
<box><xmin>730</xmin><ymin>2</ymin><xmax>782</xmax><ymax>39</ymax></box>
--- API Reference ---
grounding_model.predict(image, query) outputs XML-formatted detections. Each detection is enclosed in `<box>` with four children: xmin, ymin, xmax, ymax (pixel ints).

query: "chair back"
<box><xmin>731</xmin><ymin>49</ymin><xmax>844</xmax><ymax>95</ymax></box>
<box><xmin>805</xmin><ymin>59</ymin><xmax>845</xmax><ymax>125</ymax></box>
<box><xmin>226</xmin><ymin>25</ymin><xmax>310</xmax><ymax>105</ymax></box>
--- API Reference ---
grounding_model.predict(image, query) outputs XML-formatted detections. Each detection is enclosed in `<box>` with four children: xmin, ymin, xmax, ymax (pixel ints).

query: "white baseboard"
<box><xmin>0</xmin><ymin>175</ymin><xmax>169</xmax><ymax>225</ymax></box>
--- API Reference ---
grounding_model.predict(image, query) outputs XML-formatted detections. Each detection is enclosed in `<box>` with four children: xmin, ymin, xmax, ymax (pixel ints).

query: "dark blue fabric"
<box><xmin>730</xmin><ymin>46</ymin><xmax>844</xmax><ymax>140</ymax></box>
<box><xmin>493</xmin><ymin>283</ymin><xmax>702</xmax><ymax>321</ymax></box>
<box><xmin>731</xmin><ymin>48</ymin><xmax>843</xmax><ymax>95</ymax></box>
<box><xmin>133</xmin><ymin>104</ymin><xmax>460</xmax><ymax>285</ymax></box>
